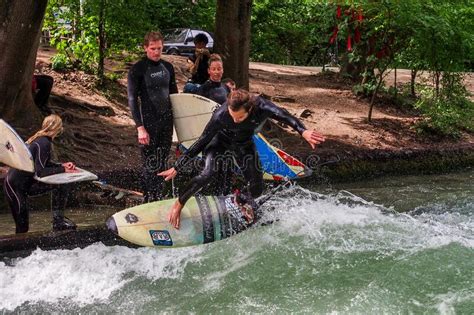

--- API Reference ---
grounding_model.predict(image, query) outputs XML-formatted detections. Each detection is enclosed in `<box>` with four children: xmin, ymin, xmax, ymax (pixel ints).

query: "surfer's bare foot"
<box><xmin>168</xmin><ymin>200</ymin><xmax>184</xmax><ymax>229</ymax></box>
<box><xmin>241</xmin><ymin>204</ymin><xmax>255</xmax><ymax>224</ymax></box>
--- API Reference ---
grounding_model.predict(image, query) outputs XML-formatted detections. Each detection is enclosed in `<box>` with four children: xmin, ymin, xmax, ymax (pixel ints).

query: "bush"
<box><xmin>415</xmin><ymin>72</ymin><xmax>474</xmax><ymax>137</ymax></box>
<box><xmin>50</xmin><ymin>53</ymin><xmax>70</xmax><ymax>71</ymax></box>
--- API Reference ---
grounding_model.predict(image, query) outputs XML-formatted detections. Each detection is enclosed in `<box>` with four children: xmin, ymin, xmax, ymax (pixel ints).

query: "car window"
<box><xmin>163</xmin><ymin>29</ymin><xmax>188</xmax><ymax>42</ymax></box>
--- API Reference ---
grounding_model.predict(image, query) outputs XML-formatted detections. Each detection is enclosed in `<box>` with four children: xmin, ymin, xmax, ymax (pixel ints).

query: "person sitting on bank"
<box><xmin>196</xmin><ymin>53</ymin><xmax>234</xmax><ymax>196</ymax></box>
<box><xmin>32</xmin><ymin>62</ymin><xmax>54</xmax><ymax>115</ymax></box>
<box><xmin>197</xmin><ymin>54</ymin><xmax>231</xmax><ymax>105</ymax></box>
<box><xmin>3</xmin><ymin>114</ymin><xmax>79</xmax><ymax>233</ymax></box>
<box><xmin>183</xmin><ymin>33</ymin><xmax>211</xmax><ymax>93</ymax></box>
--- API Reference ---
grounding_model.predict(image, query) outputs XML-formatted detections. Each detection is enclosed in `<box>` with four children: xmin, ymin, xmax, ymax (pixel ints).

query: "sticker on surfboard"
<box><xmin>0</xmin><ymin>119</ymin><xmax>35</xmax><ymax>172</ymax></box>
<box><xmin>149</xmin><ymin>230</ymin><xmax>173</xmax><ymax>246</ymax></box>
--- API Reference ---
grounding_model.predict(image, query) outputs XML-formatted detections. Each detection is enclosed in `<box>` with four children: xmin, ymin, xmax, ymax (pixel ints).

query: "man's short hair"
<box><xmin>194</xmin><ymin>33</ymin><xmax>209</xmax><ymax>45</ymax></box>
<box><xmin>144</xmin><ymin>31</ymin><xmax>163</xmax><ymax>46</ymax></box>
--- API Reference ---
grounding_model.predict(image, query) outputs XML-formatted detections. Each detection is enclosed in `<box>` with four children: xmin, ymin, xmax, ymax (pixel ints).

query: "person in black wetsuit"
<box><xmin>159</xmin><ymin>89</ymin><xmax>326</xmax><ymax>229</ymax></box>
<box><xmin>3</xmin><ymin>114</ymin><xmax>78</xmax><ymax>233</ymax></box>
<box><xmin>183</xmin><ymin>33</ymin><xmax>210</xmax><ymax>93</ymax></box>
<box><xmin>31</xmin><ymin>61</ymin><xmax>53</xmax><ymax>115</ymax></box>
<box><xmin>32</xmin><ymin>74</ymin><xmax>53</xmax><ymax>115</ymax></box>
<box><xmin>197</xmin><ymin>54</ymin><xmax>230</xmax><ymax>105</ymax></box>
<box><xmin>196</xmin><ymin>54</ymin><xmax>233</xmax><ymax>196</ymax></box>
<box><xmin>127</xmin><ymin>31</ymin><xmax>178</xmax><ymax>202</ymax></box>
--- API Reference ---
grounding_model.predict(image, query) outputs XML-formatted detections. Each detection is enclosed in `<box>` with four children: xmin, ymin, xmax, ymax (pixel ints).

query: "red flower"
<box><xmin>329</xmin><ymin>26</ymin><xmax>338</xmax><ymax>44</ymax></box>
<box><xmin>354</xmin><ymin>28</ymin><xmax>361</xmax><ymax>43</ymax></box>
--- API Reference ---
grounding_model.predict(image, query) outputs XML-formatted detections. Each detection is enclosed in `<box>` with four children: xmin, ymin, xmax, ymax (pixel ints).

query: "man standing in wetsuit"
<box><xmin>128</xmin><ymin>31</ymin><xmax>178</xmax><ymax>202</ymax></box>
<box><xmin>159</xmin><ymin>89</ymin><xmax>325</xmax><ymax>229</ymax></box>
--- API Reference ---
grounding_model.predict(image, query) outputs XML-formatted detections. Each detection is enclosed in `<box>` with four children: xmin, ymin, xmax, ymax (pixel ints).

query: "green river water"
<box><xmin>1</xmin><ymin>169</ymin><xmax>473</xmax><ymax>314</ymax></box>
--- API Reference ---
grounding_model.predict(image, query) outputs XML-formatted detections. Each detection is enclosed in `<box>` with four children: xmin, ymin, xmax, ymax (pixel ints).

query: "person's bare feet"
<box><xmin>168</xmin><ymin>200</ymin><xmax>184</xmax><ymax>229</ymax></box>
<box><xmin>241</xmin><ymin>204</ymin><xmax>254</xmax><ymax>224</ymax></box>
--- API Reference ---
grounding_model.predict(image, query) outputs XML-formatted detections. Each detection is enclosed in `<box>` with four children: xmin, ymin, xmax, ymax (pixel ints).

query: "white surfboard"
<box><xmin>106</xmin><ymin>194</ymin><xmax>253</xmax><ymax>248</ymax></box>
<box><xmin>170</xmin><ymin>93</ymin><xmax>219</xmax><ymax>148</ymax></box>
<box><xmin>0</xmin><ymin>119</ymin><xmax>97</xmax><ymax>184</ymax></box>
<box><xmin>0</xmin><ymin>119</ymin><xmax>35</xmax><ymax>172</ymax></box>
<box><xmin>34</xmin><ymin>167</ymin><xmax>98</xmax><ymax>184</ymax></box>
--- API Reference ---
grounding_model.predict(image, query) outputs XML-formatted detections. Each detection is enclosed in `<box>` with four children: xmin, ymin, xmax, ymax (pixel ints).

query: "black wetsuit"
<box><xmin>196</xmin><ymin>80</ymin><xmax>232</xmax><ymax>195</ymax></box>
<box><xmin>197</xmin><ymin>80</ymin><xmax>230</xmax><ymax>105</ymax></box>
<box><xmin>127</xmin><ymin>57</ymin><xmax>178</xmax><ymax>202</ymax></box>
<box><xmin>33</xmin><ymin>75</ymin><xmax>53</xmax><ymax>115</ymax></box>
<box><xmin>175</xmin><ymin>96</ymin><xmax>307</xmax><ymax>204</ymax></box>
<box><xmin>3</xmin><ymin>136</ymin><xmax>71</xmax><ymax>233</ymax></box>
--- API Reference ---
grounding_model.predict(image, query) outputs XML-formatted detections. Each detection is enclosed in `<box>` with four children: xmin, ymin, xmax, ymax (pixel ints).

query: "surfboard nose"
<box><xmin>106</xmin><ymin>216</ymin><xmax>118</xmax><ymax>235</ymax></box>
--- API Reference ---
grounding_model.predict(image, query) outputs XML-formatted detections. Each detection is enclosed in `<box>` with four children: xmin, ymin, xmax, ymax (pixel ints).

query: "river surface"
<box><xmin>1</xmin><ymin>169</ymin><xmax>473</xmax><ymax>314</ymax></box>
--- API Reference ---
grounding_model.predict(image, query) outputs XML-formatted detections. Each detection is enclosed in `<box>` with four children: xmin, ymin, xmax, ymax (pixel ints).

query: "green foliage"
<box><xmin>251</xmin><ymin>0</ymin><xmax>334</xmax><ymax>65</ymax></box>
<box><xmin>50</xmin><ymin>53</ymin><xmax>70</xmax><ymax>71</ymax></box>
<box><xmin>397</xmin><ymin>0</ymin><xmax>474</xmax><ymax>73</ymax></box>
<box><xmin>43</xmin><ymin>0</ymin><xmax>216</xmax><ymax>74</ymax></box>
<box><xmin>352</xmin><ymin>80</ymin><xmax>380</xmax><ymax>97</ymax></box>
<box><xmin>415</xmin><ymin>72</ymin><xmax>474</xmax><ymax>137</ymax></box>
<box><xmin>105</xmin><ymin>72</ymin><xmax>122</xmax><ymax>82</ymax></box>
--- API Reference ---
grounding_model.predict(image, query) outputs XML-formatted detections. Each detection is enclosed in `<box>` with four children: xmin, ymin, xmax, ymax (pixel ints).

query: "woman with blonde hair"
<box><xmin>3</xmin><ymin>114</ymin><xmax>78</xmax><ymax>233</ymax></box>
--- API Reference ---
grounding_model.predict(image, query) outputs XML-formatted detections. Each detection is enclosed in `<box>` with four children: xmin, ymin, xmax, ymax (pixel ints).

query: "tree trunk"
<box><xmin>410</xmin><ymin>69</ymin><xmax>417</xmax><ymax>97</ymax></box>
<box><xmin>368</xmin><ymin>67</ymin><xmax>388</xmax><ymax>122</ymax></box>
<box><xmin>434</xmin><ymin>71</ymin><xmax>440</xmax><ymax>98</ymax></box>
<box><xmin>394</xmin><ymin>67</ymin><xmax>397</xmax><ymax>99</ymax></box>
<box><xmin>0</xmin><ymin>0</ymin><xmax>47</xmax><ymax>132</ymax></box>
<box><xmin>214</xmin><ymin>0</ymin><xmax>252</xmax><ymax>90</ymax></box>
<box><xmin>340</xmin><ymin>40</ymin><xmax>369</xmax><ymax>82</ymax></box>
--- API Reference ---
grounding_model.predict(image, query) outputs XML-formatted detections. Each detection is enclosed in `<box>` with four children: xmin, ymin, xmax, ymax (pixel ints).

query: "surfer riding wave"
<box><xmin>159</xmin><ymin>89</ymin><xmax>325</xmax><ymax>229</ymax></box>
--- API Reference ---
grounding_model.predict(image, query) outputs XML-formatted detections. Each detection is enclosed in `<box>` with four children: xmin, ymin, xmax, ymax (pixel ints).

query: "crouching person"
<box><xmin>3</xmin><ymin>114</ymin><xmax>79</xmax><ymax>233</ymax></box>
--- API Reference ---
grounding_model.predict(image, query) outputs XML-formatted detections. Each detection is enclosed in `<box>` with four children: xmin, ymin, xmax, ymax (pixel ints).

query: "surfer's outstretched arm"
<box><xmin>260</xmin><ymin>97</ymin><xmax>325</xmax><ymax>148</ymax></box>
<box><xmin>301</xmin><ymin>130</ymin><xmax>325</xmax><ymax>149</ymax></box>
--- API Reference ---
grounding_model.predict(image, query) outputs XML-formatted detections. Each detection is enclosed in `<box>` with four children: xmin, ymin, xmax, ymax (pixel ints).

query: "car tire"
<box><xmin>168</xmin><ymin>49</ymin><xmax>180</xmax><ymax>55</ymax></box>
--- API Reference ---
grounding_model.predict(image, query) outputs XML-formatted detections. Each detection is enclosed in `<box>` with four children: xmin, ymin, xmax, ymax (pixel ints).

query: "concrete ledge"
<box><xmin>0</xmin><ymin>225</ymin><xmax>134</xmax><ymax>254</ymax></box>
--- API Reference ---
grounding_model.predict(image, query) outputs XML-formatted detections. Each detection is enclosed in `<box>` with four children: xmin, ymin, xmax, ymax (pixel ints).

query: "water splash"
<box><xmin>1</xmin><ymin>183</ymin><xmax>472</xmax><ymax>313</ymax></box>
<box><xmin>0</xmin><ymin>244</ymin><xmax>203</xmax><ymax>311</ymax></box>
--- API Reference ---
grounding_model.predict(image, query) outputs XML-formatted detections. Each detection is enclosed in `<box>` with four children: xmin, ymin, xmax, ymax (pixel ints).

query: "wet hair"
<box><xmin>222</xmin><ymin>77</ymin><xmax>235</xmax><ymax>86</ymax></box>
<box><xmin>143</xmin><ymin>31</ymin><xmax>163</xmax><ymax>46</ymax></box>
<box><xmin>194</xmin><ymin>33</ymin><xmax>209</xmax><ymax>45</ymax></box>
<box><xmin>208</xmin><ymin>53</ymin><xmax>222</xmax><ymax>66</ymax></box>
<box><xmin>227</xmin><ymin>89</ymin><xmax>256</xmax><ymax>112</ymax></box>
<box><xmin>27</xmin><ymin>114</ymin><xmax>63</xmax><ymax>144</ymax></box>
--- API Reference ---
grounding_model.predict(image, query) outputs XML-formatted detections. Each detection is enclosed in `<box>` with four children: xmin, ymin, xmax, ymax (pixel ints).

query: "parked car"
<box><xmin>162</xmin><ymin>28</ymin><xmax>214</xmax><ymax>56</ymax></box>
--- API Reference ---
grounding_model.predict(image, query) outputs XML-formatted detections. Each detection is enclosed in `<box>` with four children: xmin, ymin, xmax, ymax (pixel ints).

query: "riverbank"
<box><xmin>0</xmin><ymin>47</ymin><xmax>473</xmax><ymax>252</ymax></box>
<box><xmin>21</xmin><ymin>46</ymin><xmax>473</xmax><ymax>176</ymax></box>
